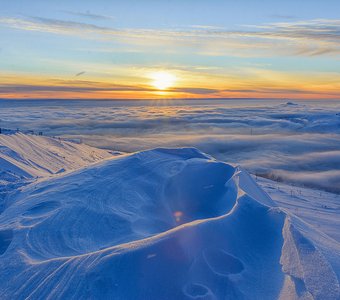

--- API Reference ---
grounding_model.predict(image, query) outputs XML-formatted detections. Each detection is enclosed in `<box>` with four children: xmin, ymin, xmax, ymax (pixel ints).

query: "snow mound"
<box><xmin>0</xmin><ymin>133</ymin><xmax>112</xmax><ymax>181</ymax></box>
<box><xmin>0</xmin><ymin>146</ymin><xmax>339</xmax><ymax>299</ymax></box>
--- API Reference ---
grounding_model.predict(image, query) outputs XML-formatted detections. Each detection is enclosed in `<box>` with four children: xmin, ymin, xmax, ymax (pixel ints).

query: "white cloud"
<box><xmin>1</xmin><ymin>99</ymin><xmax>340</xmax><ymax>192</ymax></box>
<box><xmin>1</xmin><ymin>17</ymin><xmax>340</xmax><ymax>57</ymax></box>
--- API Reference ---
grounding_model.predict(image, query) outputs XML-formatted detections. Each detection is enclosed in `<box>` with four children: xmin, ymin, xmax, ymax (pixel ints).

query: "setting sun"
<box><xmin>150</xmin><ymin>71</ymin><xmax>177</xmax><ymax>90</ymax></box>
<box><xmin>1</xmin><ymin>1</ymin><xmax>340</xmax><ymax>298</ymax></box>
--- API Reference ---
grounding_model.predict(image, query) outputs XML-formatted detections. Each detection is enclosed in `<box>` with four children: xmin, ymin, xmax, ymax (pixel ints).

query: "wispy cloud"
<box><xmin>0</xmin><ymin>17</ymin><xmax>116</xmax><ymax>36</ymax></box>
<box><xmin>2</xmin><ymin>80</ymin><xmax>339</xmax><ymax>98</ymax></box>
<box><xmin>61</xmin><ymin>10</ymin><xmax>115</xmax><ymax>21</ymax></box>
<box><xmin>75</xmin><ymin>71</ymin><xmax>86</xmax><ymax>77</ymax></box>
<box><xmin>189</xmin><ymin>24</ymin><xmax>224</xmax><ymax>30</ymax></box>
<box><xmin>223</xmin><ymin>87</ymin><xmax>340</xmax><ymax>96</ymax></box>
<box><xmin>268</xmin><ymin>14</ymin><xmax>297</xmax><ymax>20</ymax></box>
<box><xmin>171</xmin><ymin>87</ymin><xmax>219</xmax><ymax>95</ymax></box>
<box><xmin>0</xmin><ymin>82</ymin><xmax>150</xmax><ymax>93</ymax></box>
<box><xmin>1</xmin><ymin>17</ymin><xmax>340</xmax><ymax>57</ymax></box>
<box><xmin>0</xmin><ymin>81</ymin><xmax>219</xmax><ymax>97</ymax></box>
<box><xmin>1</xmin><ymin>68</ymin><xmax>340</xmax><ymax>99</ymax></box>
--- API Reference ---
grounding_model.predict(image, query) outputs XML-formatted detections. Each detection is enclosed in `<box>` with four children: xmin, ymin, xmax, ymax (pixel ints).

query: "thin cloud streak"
<box><xmin>75</xmin><ymin>71</ymin><xmax>86</xmax><ymax>77</ymax></box>
<box><xmin>1</xmin><ymin>17</ymin><xmax>340</xmax><ymax>56</ymax></box>
<box><xmin>61</xmin><ymin>10</ymin><xmax>115</xmax><ymax>21</ymax></box>
<box><xmin>1</xmin><ymin>82</ymin><xmax>339</xmax><ymax>98</ymax></box>
<box><xmin>0</xmin><ymin>82</ymin><xmax>221</xmax><ymax>97</ymax></box>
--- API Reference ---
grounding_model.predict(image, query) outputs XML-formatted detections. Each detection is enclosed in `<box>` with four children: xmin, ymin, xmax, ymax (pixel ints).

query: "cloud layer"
<box><xmin>1</xmin><ymin>99</ymin><xmax>339</xmax><ymax>193</ymax></box>
<box><xmin>1</xmin><ymin>17</ymin><xmax>340</xmax><ymax>56</ymax></box>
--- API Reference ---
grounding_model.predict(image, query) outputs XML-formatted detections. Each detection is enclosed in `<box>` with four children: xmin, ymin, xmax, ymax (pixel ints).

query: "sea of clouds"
<box><xmin>1</xmin><ymin>99</ymin><xmax>339</xmax><ymax>193</ymax></box>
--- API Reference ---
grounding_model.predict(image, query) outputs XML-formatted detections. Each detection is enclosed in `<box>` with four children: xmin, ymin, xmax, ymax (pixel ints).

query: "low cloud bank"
<box><xmin>1</xmin><ymin>99</ymin><xmax>339</xmax><ymax>192</ymax></box>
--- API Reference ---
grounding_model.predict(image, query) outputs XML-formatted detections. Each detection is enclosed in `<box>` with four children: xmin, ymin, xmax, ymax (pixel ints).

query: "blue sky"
<box><xmin>1</xmin><ymin>0</ymin><xmax>340</xmax><ymax>99</ymax></box>
<box><xmin>3</xmin><ymin>0</ymin><xmax>340</xmax><ymax>27</ymax></box>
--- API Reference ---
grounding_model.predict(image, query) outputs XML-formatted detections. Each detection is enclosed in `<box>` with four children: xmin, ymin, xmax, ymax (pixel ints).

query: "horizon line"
<box><xmin>1</xmin><ymin>97</ymin><xmax>340</xmax><ymax>101</ymax></box>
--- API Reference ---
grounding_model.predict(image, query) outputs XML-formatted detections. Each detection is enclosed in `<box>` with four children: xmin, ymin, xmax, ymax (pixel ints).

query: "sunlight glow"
<box><xmin>150</xmin><ymin>71</ymin><xmax>177</xmax><ymax>90</ymax></box>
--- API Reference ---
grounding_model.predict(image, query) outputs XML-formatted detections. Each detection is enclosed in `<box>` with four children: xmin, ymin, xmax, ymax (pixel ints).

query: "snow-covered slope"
<box><xmin>0</xmin><ymin>139</ymin><xmax>339</xmax><ymax>300</ymax></box>
<box><xmin>260</xmin><ymin>177</ymin><xmax>340</xmax><ymax>244</ymax></box>
<box><xmin>0</xmin><ymin>133</ymin><xmax>112</xmax><ymax>181</ymax></box>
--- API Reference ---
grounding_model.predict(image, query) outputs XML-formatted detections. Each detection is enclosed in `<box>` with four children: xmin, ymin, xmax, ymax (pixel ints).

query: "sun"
<box><xmin>150</xmin><ymin>71</ymin><xmax>176</xmax><ymax>90</ymax></box>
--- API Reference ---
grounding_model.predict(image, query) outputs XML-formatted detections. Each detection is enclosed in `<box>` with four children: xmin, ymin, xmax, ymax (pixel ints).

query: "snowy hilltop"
<box><xmin>0</xmin><ymin>133</ymin><xmax>113</xmax><ymax>181</ymax></box>
<box><xmin>0</xmin><ymin>134</ymin><xmax>339</xmax><ymax>299</ymax></box>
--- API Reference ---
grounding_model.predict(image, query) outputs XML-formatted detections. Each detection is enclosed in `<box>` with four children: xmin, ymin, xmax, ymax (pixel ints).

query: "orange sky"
<box><xmin>1</xmin><ymin>69</ymin><xmax>340</xmax><ymax>100</ymax></box>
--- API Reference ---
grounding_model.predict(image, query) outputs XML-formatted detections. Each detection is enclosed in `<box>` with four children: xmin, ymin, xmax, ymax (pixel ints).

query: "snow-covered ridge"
<box><xmin>0</xmin><ymin>134</ymin><xmax>339</xmax><ymax>299</ymax></box>
<box><xmin>0</xmin><ymin>133</ymin><xmax>113</xmax><ymax>181</ymax></box>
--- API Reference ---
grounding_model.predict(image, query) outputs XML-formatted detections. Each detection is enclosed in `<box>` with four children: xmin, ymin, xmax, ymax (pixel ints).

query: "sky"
<box><xmin>1</xmin><ymin>0</ymin><xmax>340</xmax><ymax>99</ymax></box>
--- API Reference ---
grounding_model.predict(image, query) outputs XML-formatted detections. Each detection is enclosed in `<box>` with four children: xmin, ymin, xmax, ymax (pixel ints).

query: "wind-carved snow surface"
<box><xmin>0</xmin><ymin>133</ymin><xmax>112</xmax><ymax>180</ymax></box>
<box><xmin>0</xmin><ymin>135</ymin><xmax>339</xmax><ymax>299</ymax></box>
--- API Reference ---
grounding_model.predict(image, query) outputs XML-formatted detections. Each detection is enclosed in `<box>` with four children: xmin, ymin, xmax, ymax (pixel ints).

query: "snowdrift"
<box><xmin>0</xmin><ymin>133</ymin><xmax>112</xmax><ymax>181</ymax></box>
<box><xmin>0</xmin><ymin>146</ymin><xmax>339</xmax><ymax>299</ymax></box>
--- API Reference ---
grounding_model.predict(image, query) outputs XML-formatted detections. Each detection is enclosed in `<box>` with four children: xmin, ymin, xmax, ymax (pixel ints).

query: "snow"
<box><xmin>0</xmin><ymin>132</ymin><xmax>112</xmax><ymax>180</ymax></box>
<box><xmin>259</xmin><ymin>177</ymin><xmax>340</xmax><ymax>243</ymax></box>
<box><xmin>0</xmin><ymin>134</ymin><xmax>339</xmax><ymax>299</ymax></box>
